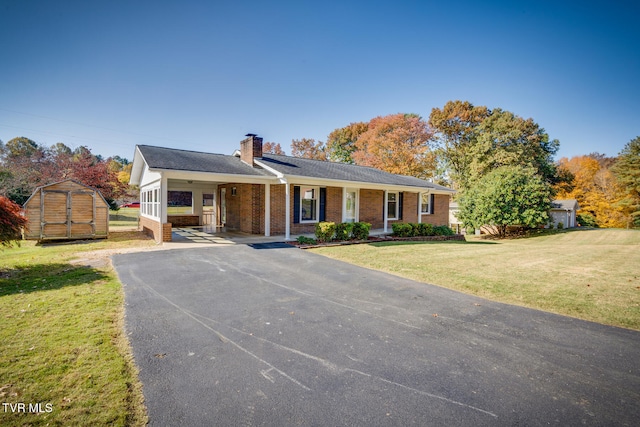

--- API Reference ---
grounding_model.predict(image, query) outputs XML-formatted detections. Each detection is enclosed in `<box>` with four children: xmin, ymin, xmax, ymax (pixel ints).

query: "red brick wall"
<box><xmin>359</xmin><ymin>189</ymin><xmax>384</xmax><ymax>229</ymax></box>
<box><xmin>419</xmin><ymin>194</ymin><xmax>450</xmax><ymax>226</ymax></box>
<box><xmin>139</xmin><ymin>216</ymin><xmax>170</xmax><ymax>243</ymax></box>
<box><xmin>220</xmin><ymin>183</ymin><xmax>265</xmax><ymax>234</ymax></box>
<box><xmin>269</xmin><ymin>184</ymin><xmax>286</xmax><ymax>235</ymax></box>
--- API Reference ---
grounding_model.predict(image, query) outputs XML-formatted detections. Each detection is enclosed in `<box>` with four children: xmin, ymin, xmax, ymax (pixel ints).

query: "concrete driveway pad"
<box><xmin>113</xmin><ymin>245</ymin><xmax>640</xmax><ymax>426</ymax></box>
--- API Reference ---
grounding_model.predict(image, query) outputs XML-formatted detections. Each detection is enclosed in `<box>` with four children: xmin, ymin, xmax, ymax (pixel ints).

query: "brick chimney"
<box><xmin>240</xmin><ymin>133</ymin><xmax>263</xmax><ymax>166</ymax></box>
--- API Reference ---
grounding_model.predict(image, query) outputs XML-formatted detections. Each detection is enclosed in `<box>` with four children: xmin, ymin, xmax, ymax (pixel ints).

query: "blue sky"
<box><xmin>1</xmin><ymin>0</ymin><xmax>638</xmax><ymax>162</ymax></box>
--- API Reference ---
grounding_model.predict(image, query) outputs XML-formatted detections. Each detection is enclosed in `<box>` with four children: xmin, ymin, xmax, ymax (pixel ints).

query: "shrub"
<box><xmin>392</xmin><ymin>223</ymin><xmax>414</xmax><ymax>237</ymax></box>
<box><xmin>557</xmin><ymin>222</ymin><xmax>564</xmax><ymax>229</ymax></box>
<box><xmin>315</xmin><ymin>222</ymin><xmax>336</xmax><ymax>243</ymax></box>
<box><xmin>577</xmin><ymin>213</ymin><xmax>598</xmax><ymax>227</ymax></box>
<box><xmin>0</xmin><ymin>196</ymin><xmax>28</xmax><ymax>247</ymax></box>
<box><xmin>335</xmin><ymin>222</ymin><xmax>354</xmax><ymax>241</ymax></box>
<box><xmin>296</xmin><ymin>235</ymin><xmax>317</xmax><ymax>245</ymax></box>
<box><xmin>352</xmin><ymin>222</ymin><xmax>371</xmax><ymax>240</ymax></box>
<box><xmin>417</xmin><ymin>222</ymin><xmax>433</xmax><ymax>236</ymax></box>
<box><xmin>433</xmin><ymin>225</ymin><xmax>454</xmax><ymax>236</ymax></box>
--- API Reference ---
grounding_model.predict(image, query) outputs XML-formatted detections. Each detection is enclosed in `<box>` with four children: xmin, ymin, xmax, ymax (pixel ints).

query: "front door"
<box><xmin>202</xmin><ymin>193</ymin><xmax>214</xmax><ymax>225</ymax></box>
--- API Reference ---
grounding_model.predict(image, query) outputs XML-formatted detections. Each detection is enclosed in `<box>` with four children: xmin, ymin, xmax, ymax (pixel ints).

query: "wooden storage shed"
<box><xmin>23</xmin><ymin>179</ymin><xmax>109</xmax><ymax>241</ymax></box>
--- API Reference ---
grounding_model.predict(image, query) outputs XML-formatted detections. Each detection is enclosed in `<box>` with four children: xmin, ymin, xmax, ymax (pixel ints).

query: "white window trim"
<box><xmin>300</xmin><ymin>185</ymin><xmax>320</xmax><ymax>223</ymax></box>
<box><xmin>421</xmin><ymin>192</ymin><xmax>431</xmax><ymax>214</ymax></box>
<box><xmin>140</xmin><ymin>185</ymin><xmax>161</xmax><ymax>220</ymax></box>
<box><xmin>387</xmin><ymin>191</ymin><xmax>399</xmax><ymax>220</ymax></box>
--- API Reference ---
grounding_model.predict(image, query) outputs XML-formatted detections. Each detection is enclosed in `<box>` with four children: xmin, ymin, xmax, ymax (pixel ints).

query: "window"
<box><xmin>421</xmin><ymin>193</ymin><xmax>430</xmax><ymax>214</ymax></box>
<box><xmin>301</xmin><ymin>186</ymin><xmax>319</xmax><ymax>222</ymax></box>
<box><xmin>421</xmin><ymin>193</ymin><xmax>434</xmax><ymax>214</ymax></box>
<box><xmin>387</xmin><ymin>192</ymin><xmax>398</xmax><ymax>220</ymax></box>
<box><xmin>140</xmin><ymin>187</ymin><xmax>160</xmax><ymax>219</ymax></box>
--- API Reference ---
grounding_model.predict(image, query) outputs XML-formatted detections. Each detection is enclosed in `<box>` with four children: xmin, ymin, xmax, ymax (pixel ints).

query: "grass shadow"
<box><xmin>367</xmin><ymin>240</ymin><xmax>498</xmax><ymax>248</ymax></box>
<box><xmin>0</xmin><ymin>263</ymin><xmax>109</xmax><ymax>297</ymax></box>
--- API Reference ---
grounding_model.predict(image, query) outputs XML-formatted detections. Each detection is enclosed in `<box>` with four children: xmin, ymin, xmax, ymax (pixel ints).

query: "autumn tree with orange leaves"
<box><xmin>290</xmin><ymin>138</ymin><xmax>327</xmax><ymax>160</ymax></box>
<box><xmin>554</xmin><ymin>154</ymin><xmax>628</xmax><ymax>227</ymax></box>
<box><xmin>263</xmin><ymin>142</ymin><xmax>285</xmax><ymax>155</ymax></box>
<box><xmin>353</xmin><ymin>113</ymin><xmax>436</xmax><ymax>179</ymax></box>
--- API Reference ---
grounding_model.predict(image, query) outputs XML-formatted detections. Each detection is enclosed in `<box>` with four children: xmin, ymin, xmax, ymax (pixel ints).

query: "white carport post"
<box><xmin>284</xmin><ymin>179</ymin><xmax>291</xmax><ymax>240</ymax></box>
<box><xmin>383</xmin><ymin>189</ymin><xmax>388</xmax><ymax>233</ymax></box>
<box><xmin>160</xmin><ymin>175</ymin><xmax>168</xmax><ymax>223</ymax></box>
<box><xmin>264</xmin><ymin>183</ymin><xmax>270</xmax><ymax>237</ymax></box>
<box><xmin>417</xmin><ymin>192</ymin><xmax>423</xmax><ymax>224</ymax></box>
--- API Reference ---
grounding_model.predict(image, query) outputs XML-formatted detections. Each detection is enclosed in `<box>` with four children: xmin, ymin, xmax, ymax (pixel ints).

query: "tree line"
<box><xmin>1</xmin><ymin>99</ymin><xmax>638</xmax><ymax>244</ymax></box>
<box><xmin>265</xmin><ymin>100</ymin><xmax>639</xmax><ymax>231</ymax></box>
<box><xmin>0</xmin><ymin>137</ymin><xmax>132</xmax><ymax>208</ymax></box>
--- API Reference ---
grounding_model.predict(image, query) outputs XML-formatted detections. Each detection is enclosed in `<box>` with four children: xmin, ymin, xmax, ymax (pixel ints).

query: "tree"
<box><xmin>325</xmin><ymin>121</ymin><xmax>368</xmax><ymax>164</ymax></box>
<box><xmin>263</xmin><ymin>142</ymin><xmax>285</xmax><ymax>155</ymax></box>
<box><xmin>291</xmin><ymin>138</ymin><xmax>327</xmax><ymax>160</ymax></box>
<box><xmin>352</xmin><ymin>113</ymin><xmax>436</xmax><ymax>179</ymax></box>
<box><xmin>0</xmin><ymin>137</ymin><xmax>48</xmax><ymax>204</ymax></box>
<box><xmin>429</xmin><ymin>100</ymin><xmax>490</xmax><ymax>190</ymax></box>
<box><xmin>457</xmin><ymin>165</ymin><xmax>552</xmax><ymax>237</ymax></box>
<box><xmin>611</xmin><ymin>136</ymin><xmax>640</xmax><ymax>227</ymax></box>
<box><xmin>468</xmin><ymin>109</ymin><xmax>559</xmax><ymax>186</ymax></box>
<box><xmin>0</xmin><ymin>196</ymin><xmax>28</xmax><ymax>247</ymax></box>
<box><xmin>0</xmin><ymin>137</ymin><xmax>127</xmax><ymax>208</ymax></box>
<box><xmin>555</xmin><ymin>155</ymin><xmax>627</xmax><ymax>228</ymax></box>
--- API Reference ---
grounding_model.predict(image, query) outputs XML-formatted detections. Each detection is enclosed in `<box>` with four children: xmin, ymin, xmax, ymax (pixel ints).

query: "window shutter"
<box><xmin>293</xmin><ymin>186</ymin><xmax>300</xmax><ymax>224</ymax></box>
<box><xmin>398</xmin><ymin>192</ymin><xmax>403</xmax><ymax>220</ymax></box>
<box><xmin>430</xmin><ymin>194</ymin><xmax>435</xmax><ymax>214</ymax></box>
<box><xmin>319</xmin><ymin>187</ymin><xmax>326</xmax><ymax>222</ymax></box>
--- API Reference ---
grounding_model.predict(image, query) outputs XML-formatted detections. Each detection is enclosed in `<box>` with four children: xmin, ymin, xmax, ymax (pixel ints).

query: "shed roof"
<box><xmin>551</xmin><ymin>199</ymin><xmax>579</xmax><ymax>210</ymax></box>
<box><xmin>23</xmin><ymin>179</ymin><xmax>109</xmax><ymax>208</ymax></box>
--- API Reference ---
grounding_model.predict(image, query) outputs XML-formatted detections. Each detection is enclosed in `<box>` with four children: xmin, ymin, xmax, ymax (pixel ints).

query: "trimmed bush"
<box><xmin>557</xmin><ymin>222</ymin><xmax>564</xmax><ymax>229</ymax></box>
<box><xmin>417</xmin><ymin>222</ymin><xmax>433</xmax><ymax>236</ymax></box>
<box><xmin>315</xmin><ymin>222</ymin><xmax>336</xmax><ymax>242</ymax></box>
<box><xmin>296</xmin><ymin>235</ymin><xmax>317</xmax><ymax>245</ymax></box>
<box><xmin>392</xmin><ymin>223</ymin><xmax>414</xmax><ymax>237</ymax></box>
<box><xmin>433</xmin><ymin>225</ymin><xmax>454</xmax><ymax>236</ymax></box>
<box><xmin>335</xmin><ymin>222</ymin><xmax>354</xmax><ymax>241</ymax></box>
<box><xmin>352</xmin><ymin>222</ymin><xmax>371</xmax><ymax>240</ymax></box>
<box><xmin>393</xmin><ymin>222</ymin><xmax>452</xmax><ymax>237</ymax></box>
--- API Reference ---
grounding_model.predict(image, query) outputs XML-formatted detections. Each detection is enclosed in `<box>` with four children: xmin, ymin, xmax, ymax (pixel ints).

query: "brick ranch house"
<box><xmin>129</xmin><ymin>134</ymin><xmax>455</xmax><ymax>242</ymax></box>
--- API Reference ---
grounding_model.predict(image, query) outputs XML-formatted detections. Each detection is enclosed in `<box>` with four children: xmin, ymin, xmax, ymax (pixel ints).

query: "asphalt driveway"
<box><xmin>113</xmin><ymin>244</ymin><xmax>640</xmax><ymax>426</ymax></box>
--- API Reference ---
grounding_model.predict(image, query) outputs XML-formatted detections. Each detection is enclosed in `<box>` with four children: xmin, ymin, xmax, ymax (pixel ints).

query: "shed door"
<box><xmin>42</xmin><ymin>191</ymin><xmax>68</xmax><ymax>238</ymax></box>
<box><xmin>41</xmin><ymin>190</ymin><xmax>96</xmax><ymax>238</ymax></box>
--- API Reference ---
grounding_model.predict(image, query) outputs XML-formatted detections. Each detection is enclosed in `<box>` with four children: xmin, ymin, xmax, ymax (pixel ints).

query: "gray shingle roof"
<box><xmin>136</xmin><ymin>144</ymin><xmax>453</xmax><ymax>192</ymax></box>
<box><xmin>260</xmin><ymin>154</ymin><xmax>453</xmax><ymax>191</ymax></box>
<box><xmin>137</xmin><ymin>145</ymin><xmax>271</xmax><ymax>176</ymax></box>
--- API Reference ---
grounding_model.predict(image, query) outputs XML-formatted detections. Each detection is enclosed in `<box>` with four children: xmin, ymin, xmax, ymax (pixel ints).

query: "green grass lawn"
<box><xmin>311</xmin><ymin>228</ymin><xmax>640</xmax><ymax>330</ymax></box>
<box><xmin>109</xmin><ymin>207</ymin><xmax>140</xmax><ymax>228</ymax></box>
<box><xmin>0</xmin><ymin>231</ymin><xmax>154</xmax><ymax>426</ymax></box>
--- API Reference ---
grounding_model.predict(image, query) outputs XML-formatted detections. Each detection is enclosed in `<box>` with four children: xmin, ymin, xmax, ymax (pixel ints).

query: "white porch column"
<box><xmin>383</xmin><ymin>189</ymin><xmax>388</xmax><ymax>233</ymax></box>
<box><xmin>160</xmin><ymin>176</ymin><xmax>168</xmax><ymax>223</ymax></box>
<box><xmin>264</xmin><ymin>183</ymin><xmax>270</xmax><ymax>237</ymax></box>
<box><xmin>342</xmin><ymin>187</ymin><xmax>347</xmax><ymax>223</ymax></box>
<box><xmin>417</xmin><ymin>192</ymin><xmax>422</xmax><ymax>224</ymax></box>
<box><xmin>285</xmin><ymin>180</ymin><xmax>291</xmax><ymax>240</ymax></box>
